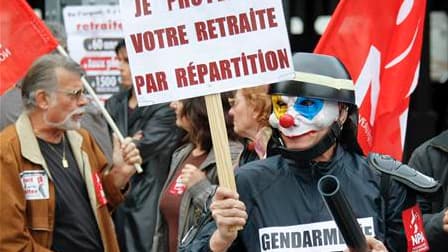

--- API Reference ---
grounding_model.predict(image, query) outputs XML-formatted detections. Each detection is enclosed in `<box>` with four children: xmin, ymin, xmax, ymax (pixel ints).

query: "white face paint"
<box><xmin>269</xmin><ymin>95</ymin><xmax>339</xmax><ymax>137</ymax></box>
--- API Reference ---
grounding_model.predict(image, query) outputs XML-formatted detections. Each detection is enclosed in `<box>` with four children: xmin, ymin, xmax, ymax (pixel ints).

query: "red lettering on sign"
<box><xmin>134</xmin><ymin>0</ymin><xmax>152</xmax><ymax>17</ymax></box>
<box><xmin>194</xmin><ymin>7</ymin><xmax>278</xmax><ymax>42</ymax></box>
<box><xmin>130</xmin><ymin>25</ymin><xmax>189</xmax><ymax>53</ymax></box>
<box><xmin>135</xmin><ymin>71</ymin><xmax>168</xmax><ymax>94</ymax></box>
<box><xmin>167</xmin><ymin>0</ymin><xmax>225</xmax><ymax>11</ymax></box>
<box><xmin>174</xmin><ymin>49</ymin><xmax>289</xmax><ymax>88</ymax></box>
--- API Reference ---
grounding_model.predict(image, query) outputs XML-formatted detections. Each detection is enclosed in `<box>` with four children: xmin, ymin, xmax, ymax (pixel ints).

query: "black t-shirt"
<box><xmin>37</xmin><ymin>136</ymin><xmax>103</xmax><ymax>252</ymax></box>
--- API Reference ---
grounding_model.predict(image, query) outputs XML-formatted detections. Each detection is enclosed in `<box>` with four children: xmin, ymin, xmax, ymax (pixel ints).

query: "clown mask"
<box><xmin>269</xmin><ymin>95</ymin><xmax>339</xmax><ymax>137</ymax></box>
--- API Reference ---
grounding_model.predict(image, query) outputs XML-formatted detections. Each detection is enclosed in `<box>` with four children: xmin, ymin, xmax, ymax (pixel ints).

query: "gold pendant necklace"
<box><xmin>47</xmin><ymin>135</ymin><xmax>69</xmax><ymax>168</ymax></box>
<box><xmin>62</xmin><ymin>156</ymin><xmax>68</xmax><ymax>168</ymax></box>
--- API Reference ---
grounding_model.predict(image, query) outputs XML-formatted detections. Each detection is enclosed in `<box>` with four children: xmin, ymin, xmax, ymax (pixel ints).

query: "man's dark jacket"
<box><xmin>105</xmin><ymin>89</ymin><xmax>183</xmax><ymax>252</ymax></box>
<box><xmin>409</xmin><ymin>129</ymin><xmax>448</xmax><ymax>252</ymax></box>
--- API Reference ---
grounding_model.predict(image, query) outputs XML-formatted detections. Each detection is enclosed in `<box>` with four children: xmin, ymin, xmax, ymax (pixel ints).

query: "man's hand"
<box><xmin>209</xmin><ymin>187</ymin><xmax>247</xmax><ymax>252</ymax></box>
<box><xmin>181</xmin><ymin>164</ymin><xmax>206</xmax><ymax>189</ymax></box>
<box><xmin>110</xmin><ymin>134</ymin><xmax>142</xmax><ymax>189</ymax></box>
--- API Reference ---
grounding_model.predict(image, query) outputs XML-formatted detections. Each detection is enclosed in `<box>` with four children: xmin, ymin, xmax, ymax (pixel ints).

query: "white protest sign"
<box><xmin>119</xmin><ymin>0</ymin><xmax>294</xmax><ymax>106</ymax></box>
<box><xmin>63</xmin><ymin>5</ymin><xmax>124</xmax><ymax>102</ymax></box>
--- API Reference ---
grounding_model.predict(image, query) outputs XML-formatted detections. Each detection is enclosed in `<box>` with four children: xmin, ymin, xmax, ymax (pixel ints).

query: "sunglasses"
<box><xmin>54</xmin><ymin>88</ymin><xmax>88</xmax><ymax>100</ymax></box>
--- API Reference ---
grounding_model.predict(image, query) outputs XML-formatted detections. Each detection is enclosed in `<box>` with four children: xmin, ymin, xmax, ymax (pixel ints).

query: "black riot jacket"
<box><xmin>181</xmin><ymin>146</ymin><xmax>419</xmax><ymax>252</ymax></box>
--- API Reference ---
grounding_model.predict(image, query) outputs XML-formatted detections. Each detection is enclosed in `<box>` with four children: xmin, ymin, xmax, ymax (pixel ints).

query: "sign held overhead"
<box><xmin>119</xmin><ymin>0</ymin><xmax>293</xmax><ymax>106</ymax></box>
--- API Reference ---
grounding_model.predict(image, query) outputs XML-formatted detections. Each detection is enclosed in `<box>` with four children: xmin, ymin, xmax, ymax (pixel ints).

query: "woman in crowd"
<box><xmin>228</xmin><ymin>85</ymin><xmax>281</xmax><ymax>166</ymax></box>
<box><xmin>152</xmin><ymin>93</ymin><xmax>242</xmax><ymax>252</ymax></box>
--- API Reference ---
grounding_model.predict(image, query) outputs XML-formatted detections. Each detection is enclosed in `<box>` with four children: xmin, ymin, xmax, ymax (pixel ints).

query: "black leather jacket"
<box><xmin>409</xmin><ymin>129</ymin><xmax>448</xmax><ymax>252</ymax></box>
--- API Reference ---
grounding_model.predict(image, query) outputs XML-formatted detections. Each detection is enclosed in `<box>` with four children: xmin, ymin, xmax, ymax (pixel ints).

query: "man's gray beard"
<box><xmin>43</xmin><ymin>107</ymin><xmax>85</xmax><ymax>130</ymax></box>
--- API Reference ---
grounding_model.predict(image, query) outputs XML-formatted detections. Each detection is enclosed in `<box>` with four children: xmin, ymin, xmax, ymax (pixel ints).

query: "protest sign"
<box><xmin>119</xmin><ymin>0</ymin><xmax>294</xmax><ymax>106</ymax></box>
<box><xmin>119</xmin><ymin>0</ymin><xmax>293</xmax><ymax>189</ymax></box>
<box><xmin>63</xmin><ymin>5</ymin><xmax>124</xmax><ymax>102</ymax></box>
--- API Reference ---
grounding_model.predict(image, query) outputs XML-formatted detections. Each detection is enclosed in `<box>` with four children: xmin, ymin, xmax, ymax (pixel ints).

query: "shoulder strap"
<box><xmin>380</xmin><ymin>172</ymin><xmax>391</xmax><ymax>200</ymax></box>
<box><xmin>368</xmin><ymin>153</ymin><xmax>441</xmax><ymax>193</ymax></box>
<box><xmin>378</xmin><ymin>171</ymin><xmax>391</xmax><ymax>237</ymax></box>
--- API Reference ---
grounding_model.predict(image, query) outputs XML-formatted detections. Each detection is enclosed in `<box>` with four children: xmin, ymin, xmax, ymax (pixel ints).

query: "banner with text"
<box><xmin>63</xmin><ymin>5</ymin><xmax>124</xmax><ymax>102</ymax></box>
<box><xmin>119</xmin><ymin>0</ymin><xmax>293</xmax><ymax>106</ymax></box>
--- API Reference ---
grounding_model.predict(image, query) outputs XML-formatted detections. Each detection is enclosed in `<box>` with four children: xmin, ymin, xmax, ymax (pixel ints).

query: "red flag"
<box><xmin>315</xmin><ymin>0</ymin><xmax>426</xmax><ymax>160</ymax></box>
<box><xmin>0</xmin><ymin>0</ymin><xmax>58</xmax><ymax>95</ymax></box>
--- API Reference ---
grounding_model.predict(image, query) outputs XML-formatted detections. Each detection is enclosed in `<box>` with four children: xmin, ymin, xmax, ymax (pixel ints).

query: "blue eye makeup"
<box><xmin>293</xmin><ymin>97</ymin><xmax>324</xmax><ymax>120</ymax></box>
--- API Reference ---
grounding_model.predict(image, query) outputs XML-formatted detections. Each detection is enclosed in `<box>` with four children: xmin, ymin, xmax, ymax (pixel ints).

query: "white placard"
<box><xmin>119</xmin><ymin>0</ymin><xmax>294</xmax><ymax>106</ymax></box>
<box><xmin>63</xmin><ymin>5</ymin><xmax>124</xmax><ymax>102</ymax></box>
<box><xmin>258</xmin><ymin>217</ymin><xmax>375</xmax><ymax>252</ymax></box>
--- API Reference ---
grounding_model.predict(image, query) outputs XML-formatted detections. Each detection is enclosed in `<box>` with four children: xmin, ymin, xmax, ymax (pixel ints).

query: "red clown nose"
<box><xmin>279</xmin><ymin>114</ymin><xmax>295</xmax><ymax>128</ymax></box>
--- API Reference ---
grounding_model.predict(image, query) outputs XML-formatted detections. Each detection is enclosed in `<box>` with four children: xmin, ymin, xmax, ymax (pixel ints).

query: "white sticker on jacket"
<box><xmin>20</xmin><ymin>170</ymin><xmax>49</xmax><ymax>200</ymax></box>
<box><xmin>258</xmin><ymin>217</ymin><xmax>375</xmax><ymax>252</ymax></box>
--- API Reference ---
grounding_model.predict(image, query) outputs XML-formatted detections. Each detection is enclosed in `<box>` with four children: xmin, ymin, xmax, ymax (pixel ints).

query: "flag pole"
<box><xmin>57</xmin><ymin>45</ymin><xmax>143</xmax><ymax>173</ymax></box>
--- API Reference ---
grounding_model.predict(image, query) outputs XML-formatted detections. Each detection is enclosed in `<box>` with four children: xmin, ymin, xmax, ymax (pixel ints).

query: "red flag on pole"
<box><xmin>315</xmin><ymin>0</ymin><xmax>426</xmax><ymax>160</ymax></box>
<box><xmin>0</xmin><ymin>0</ymin><xmax>58</xmax><ymax>95</ymax></box>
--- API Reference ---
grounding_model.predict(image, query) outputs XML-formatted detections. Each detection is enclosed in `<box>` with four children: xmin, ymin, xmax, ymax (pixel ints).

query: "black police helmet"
<box><xmin>269</xmin><ymin>52</ymin><xmax>356</xmax><ymax>105</ymax></box>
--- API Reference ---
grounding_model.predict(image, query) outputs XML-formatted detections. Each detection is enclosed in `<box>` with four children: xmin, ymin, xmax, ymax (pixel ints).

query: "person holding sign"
<box><xmin>152</xmin><ymin>94</ymin><xmax>242</xmax><ymax>252</ymax></box>
<box><xmin>105</xmin><ymin>39</ymin><xmax>183</xmax><ymax>252</ymax></box>
<box><xmin>182</xmin><ymin>53</ymin><xmax>439</xmax><ymax>252</ymax></box>
<box><xmin>0</xmin><ymin>54</ymin><xmax>141</xmax><ymax>251</ymax></box>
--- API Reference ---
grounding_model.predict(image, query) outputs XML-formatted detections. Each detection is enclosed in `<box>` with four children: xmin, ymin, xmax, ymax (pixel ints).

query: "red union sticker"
<box><xmin>402</xmin><ymin>204</ymin><xmax>429</xmax><ymax>252</ymax></box>
<box><xmin>92</xmin><ymin>172</ymin><xmax>108</xmax><ymax>206</ymax></box>
<box><xmin>168</xmin><ymin>174</ymin><xmax>186</xmax><ymax>195</ymax></box>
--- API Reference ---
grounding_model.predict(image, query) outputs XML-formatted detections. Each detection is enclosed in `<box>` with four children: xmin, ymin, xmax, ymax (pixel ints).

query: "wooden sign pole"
<box><xmin>204</xmin><ymin>93</ymin><xmax>236</xmax><ymax>192</ymax></box>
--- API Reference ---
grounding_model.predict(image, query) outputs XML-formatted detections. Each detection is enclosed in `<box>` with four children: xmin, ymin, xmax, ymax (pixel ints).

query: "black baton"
<box><xmin>318</xmin><ymin>175</ymin><xmax>368</xmax><ymax>252</ymax></box>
